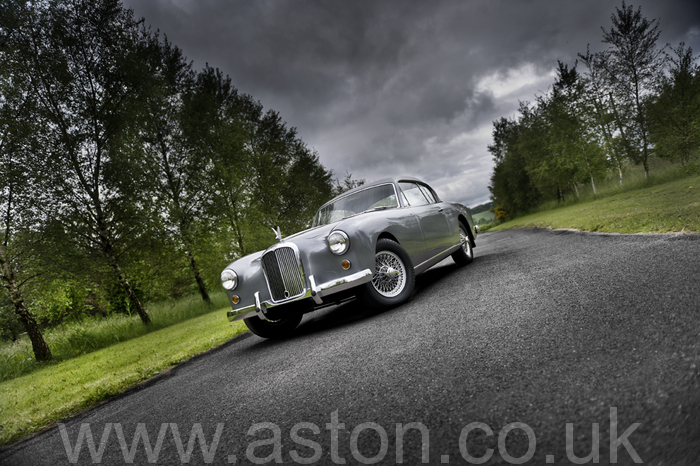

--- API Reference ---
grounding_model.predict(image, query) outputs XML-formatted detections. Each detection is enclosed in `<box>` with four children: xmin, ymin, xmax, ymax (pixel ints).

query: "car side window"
<box><xmin>399</xmin><ymin>182</ymin><xmax>430</xmax><ymax>207</ymax></box>
<box><xmin>417</xmin><ymin>184</ymin><xmax>437</xmax><ymax>204</ymax></box>
<box><xmin>399</xmin><ymin>190</ymin><xmax>410</xmax><ymax>207</ymax></box>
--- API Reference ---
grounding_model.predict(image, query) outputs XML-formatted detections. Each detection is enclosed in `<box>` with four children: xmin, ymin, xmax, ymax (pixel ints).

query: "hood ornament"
<box><xmin>272</xmin><ymin>226</ymin><xmax>283</xmax><ymax>243</ymax></box>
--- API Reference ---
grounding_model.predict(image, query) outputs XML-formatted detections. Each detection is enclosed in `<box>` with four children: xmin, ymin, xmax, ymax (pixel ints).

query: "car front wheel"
<box><xmin>451</xmin><ymin>223</ymin><xmax>474</xmax><ymax>266</ymax></box>
<box><xmin>244</xmin><ymin>312</ymin><xmax>303</xmax><ymax>339</ymax></box>
<box><xmin>359</xmin><ymin>238</ymin><xmax>415</xmax><ymax>309</ymax></box>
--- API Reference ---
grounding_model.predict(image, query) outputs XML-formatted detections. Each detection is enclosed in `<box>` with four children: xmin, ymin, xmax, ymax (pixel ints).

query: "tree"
<box><xmin>548</xmin><ymin>61</ymin><xmax>609</xmax><ymax>195</ymax></box>
<box><xmin>277</xmin><ymin>143</ymin><xmax>334</xmax><ymax>232</ymax></box>
<box><xmin>648</xmin><ymin>43</ymin><xmax>700</xmax><ymax>165</ymax></box>
<box><xmin>331</xmin><ymin>172</ymin><xmax>366</xmax><ymax>197</ymax></box>
<box><xmin>239</xmin><ymin>104</ymin><xmax>334</xmax><ymax>242</ymax></box>
<box><xmin>488</xmin><ymin>113</ymin><xmax>541</xmax><ymax>215</ymax></box>
<box><xmin>579</xmin><ymin>47</ymin><xmax>629</xmax><ymax>185</ymax></box>
<box><xmin>194</xmin><ymin>67</ymin><xmax>253</xmax><ymax>258</ymax></box>
<box><xmin>600</xmin><ymin>1</ymin><xmax>666</xmax><ymax>178</ymax></box>
<box><xmin>6</xmin><ymin>0</ymin><xmax>158</xmax><ymax>324</ymax></box>
<box><xmin>0</xmin><ymin>14</ymin><xmax>52</xmax><ymax>359</ymax></box>
<box><xmin>139</xmin><ymin>41</ymin><xmax>215</xmax><ymax>303</ymax></box>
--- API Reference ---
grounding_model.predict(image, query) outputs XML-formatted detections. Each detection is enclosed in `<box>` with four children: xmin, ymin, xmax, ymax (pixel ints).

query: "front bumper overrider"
<box><xmin>226</xmin><ymin>268</ymin><xmax>373</xmax><ymax>322</ymax></box>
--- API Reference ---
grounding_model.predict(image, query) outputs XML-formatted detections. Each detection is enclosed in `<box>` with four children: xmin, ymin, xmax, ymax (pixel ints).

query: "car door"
<box><xmin>398</xmin><ymin>181</ymin><xmax>454</xmax><ymax>266</ymax></box>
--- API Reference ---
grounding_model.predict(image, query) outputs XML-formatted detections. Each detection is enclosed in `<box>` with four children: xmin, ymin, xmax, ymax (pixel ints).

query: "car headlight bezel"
<box><xmin>221</xmin><ymin>269</ymin><xmax>238</xmax><ymax>290</ymax></box>
<box><xmin>328</xmin><ymin>230</ymin><xmax>350</xmax><ymax>255</ymax></box>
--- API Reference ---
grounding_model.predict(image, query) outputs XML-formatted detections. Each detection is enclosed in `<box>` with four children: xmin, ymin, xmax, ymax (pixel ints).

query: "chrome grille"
<box><xmin>261</xmin><ymin>246</ymin><xmax>305</xmax><ymax>302</ymax></box>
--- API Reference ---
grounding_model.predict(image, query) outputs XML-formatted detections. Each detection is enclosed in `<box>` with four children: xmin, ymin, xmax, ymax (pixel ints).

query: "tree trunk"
<box><xmin>609</xmin><ymin>92</ymin><xmax>634</xmax><ymax>165</ymax></box>
<box><xmin>234</xmin><ymin>220</ymin><xmax>246</xmax><ymax>258</ymax></box>
<box><xmin>0</xmin><ymin>245</ymin><xmax>52</xmax><ymax>361</ymax></box>
<box><xmin>175</xmin><ymin>217</ymin><xmax>211</xmax><ymax>303</ymax></box>
<box><xmin>186</xmin><ymin>248</ymin><xmax>211</xmax><ymax>304</ymax></box>
<box><xmin>96</xmin><ymin>219</ymin><xmax>151</xmax><ymax>324</ymax></box>
<box><xmin>583</xmin><ymin>155</ymin><xmax>597</xmax><ymax>195</ymax></box>
<box><xmin>617</xmin><ymin>161</ymin><xmax>624</xmax><ymax>186</ymax></box>
<box><xmin>107</xmin><ymin>253</ymin><xmax>151</xmax><ymax>324</ymax></box>
<box><xmin>227</xmin><ymin>200</ymin><xmax>246</xmax><ymax>257</ymax></box>
<box><xmin>593</xmin><ymin>97</ymin><xmax>624</xmax><ymax>186</ymax></box>
<box><xmin>642</xmin><ymin>159</ymin><xmax>649</xmax><ymax>180</ymax></box>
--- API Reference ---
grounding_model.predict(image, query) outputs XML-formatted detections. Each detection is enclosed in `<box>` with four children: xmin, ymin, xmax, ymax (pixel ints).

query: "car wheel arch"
<box><xmin>376</xmin><ymin>231</ymin><xmax>400</xmax><ymax>248</ymax></box>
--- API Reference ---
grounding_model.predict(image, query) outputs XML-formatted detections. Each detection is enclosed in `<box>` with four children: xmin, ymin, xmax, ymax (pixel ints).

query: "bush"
<box><xmin>494</xmin><ymin>205</ymin><xmax>509</xmax><ymax>221</ymax></box>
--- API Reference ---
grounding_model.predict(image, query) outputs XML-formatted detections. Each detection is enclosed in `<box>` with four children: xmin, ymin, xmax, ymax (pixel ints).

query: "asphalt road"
<box><xmin>2</xmin><ymin>228</ymin><xmax>699</xmax><ymax>465</ymax></box>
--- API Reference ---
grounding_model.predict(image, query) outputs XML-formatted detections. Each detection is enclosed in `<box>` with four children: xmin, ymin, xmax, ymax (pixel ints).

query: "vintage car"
<box><xmin>221</xmin><ymin>177</ymin><xmax>478</xmax><ymax>338</ymax></box>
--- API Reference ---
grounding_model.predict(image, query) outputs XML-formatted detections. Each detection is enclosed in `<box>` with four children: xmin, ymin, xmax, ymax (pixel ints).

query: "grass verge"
<box><xmin>0</xmin><ymin>308</ymin><xmax>246</xmax><ymax>446</ymax></box>
<box><xmin>0</xmin><ymin>292</ymin><xmax>232</xmax><ymax>382</ymax></box>
<box><xmin>488</xmin><ymin>175</ymin><xmax>700</xmax><ymax>233</ymax></box>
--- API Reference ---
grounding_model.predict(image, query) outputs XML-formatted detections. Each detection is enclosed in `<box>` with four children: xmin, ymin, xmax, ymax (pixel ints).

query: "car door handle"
<box><xmin>437</xmin><ymin>207</ymin><xmax>444</xmax><ymax>212</ymax></box>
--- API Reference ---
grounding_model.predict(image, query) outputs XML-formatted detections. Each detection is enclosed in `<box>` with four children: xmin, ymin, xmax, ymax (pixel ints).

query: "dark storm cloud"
<box><xmin>123</xmin><ymin>0</ymin><xmax>700</xmax><ymax>206</ymax></box>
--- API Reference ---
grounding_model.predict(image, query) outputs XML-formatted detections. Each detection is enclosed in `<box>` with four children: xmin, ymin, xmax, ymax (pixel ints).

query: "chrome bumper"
<box><xmin>227</xmin><ymin>268</ymin><xmax>373</xmax><ymax>322</ymax></box>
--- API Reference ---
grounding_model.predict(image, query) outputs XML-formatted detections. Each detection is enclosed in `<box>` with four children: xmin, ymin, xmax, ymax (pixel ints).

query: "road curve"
<box><xmin>2</xmin><ymin>228</ymin><xmax>699</xmax><ymax>465</ymax></box>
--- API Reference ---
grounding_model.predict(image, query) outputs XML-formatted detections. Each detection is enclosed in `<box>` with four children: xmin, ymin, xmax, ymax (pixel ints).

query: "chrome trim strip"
<box><xmin>414</xmin><ymin>243</ymin><xmax>462</xmax><ymax>271</ymax></box>
<box><xmin>309</xmin><ymin>275</ymin><xmax>323</xmax><ymax>305</ymax></box>
<box><xmin>254</xmin><ymin>291</ymin><xmax>266</xmax><ymax>320</ymax></box>
<box><xmin>227</xmin><ymin>307</ymin><xmax>257</xmax><ymax>322</ymax></box>
<box><xmin>315</xmin><ymin>269</ymin><xmax>373</xmax><ymax>300</ymax></box>
<box><xmin>226</xmin><ymin>269</ymin><xmax>374</xmax><ymax>322</ymax></box>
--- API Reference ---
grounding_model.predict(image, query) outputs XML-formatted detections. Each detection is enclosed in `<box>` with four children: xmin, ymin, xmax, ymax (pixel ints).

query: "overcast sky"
<box><xmin>122</xmin><ymin>0</ymin><xmax>700</xmax><ymax>207</ymax></box>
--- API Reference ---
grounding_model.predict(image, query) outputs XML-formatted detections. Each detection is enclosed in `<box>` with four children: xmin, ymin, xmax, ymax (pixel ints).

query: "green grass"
<box><xmin>0</xmin><ymin>292</ymin><xmax>232</xmax><ymax>382</ymax></box>
<box><xmin>535</xmin><ymin>159</ymin><xmax>698</xmax><ymax>211</ymax></box>
<box><xmin>0</xmin><ymin>306</ymin><xmax>247</xmax><ymax>445</ymax></box>
<box><xmin>488</xmin><ymin>175</ymin><xmax>700</xmax><ymax>233</ymax></box>
<box><xmin>473</xmin><ymin>210</ymin><xmax>495</xmax><ymax>223</ymax></box>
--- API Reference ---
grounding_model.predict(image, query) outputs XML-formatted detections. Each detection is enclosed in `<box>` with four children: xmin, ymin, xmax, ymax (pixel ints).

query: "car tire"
<box><xmin>452</xmin><ymin>222</ymin><xmax>474</xmax><ymax>266</ymax></box>
<box><xmin>359</xmin><ymin>238</ymin><xmax>415</xmax><ymax>310</ymax></box>
<box><xmin>244</xmin><ymin>313</ymin><xmax>303</xmax><ymax>339</ymax></box>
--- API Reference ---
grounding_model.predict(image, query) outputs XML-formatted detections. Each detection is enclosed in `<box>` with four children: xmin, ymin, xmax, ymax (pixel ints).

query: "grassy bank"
<box><xmin>0</xmin><ymin>306</ymin><xmax>246</xmax><ymax>445</ymax></box>
<box><xmin>488</xmin><ymin>174</ymin><xmax>700</xmax><ymax>233</ymax></box>
<box><xmin>472</xmin><ymin>210</ymin><xmax>495</xmax><ymax>224</ymax></box>
<box><xmin>0</xmin><ymin>292</ymin><xmax>233</xmax><ymax>382</ymax></box>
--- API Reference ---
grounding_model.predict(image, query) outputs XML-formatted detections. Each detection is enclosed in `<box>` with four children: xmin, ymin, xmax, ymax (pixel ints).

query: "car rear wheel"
<box><xmin>244</xmin><ymin>313</ymin><xmax>303</xmax><ymax>339</ymax></box>
<box><xmin>359</xmin><ymin>239</ymin><xmax>415</xmax><ymax>309</ymax></box>
<box><xmin>451</xmin><ymin>223</ymin><xmax>474</xmax><ymax>266</ymax></box>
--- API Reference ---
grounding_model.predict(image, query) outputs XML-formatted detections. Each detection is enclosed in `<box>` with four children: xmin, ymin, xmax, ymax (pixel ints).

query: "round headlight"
<box><xmin>328</xmin><ymin>231</ymin><xmax>350</xmax><ymax>255</ymax></box>
<box><xmin>221</xmin><ymin>269</ymin><xmax>238</xmax><ymax>290</ymax></box>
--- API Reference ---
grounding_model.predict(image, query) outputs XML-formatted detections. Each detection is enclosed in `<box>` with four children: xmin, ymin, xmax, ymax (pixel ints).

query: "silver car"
<box><xmin>221</xmin><ymin>177</ymin><xmax>477</xmax><ymax>339</ymax></box>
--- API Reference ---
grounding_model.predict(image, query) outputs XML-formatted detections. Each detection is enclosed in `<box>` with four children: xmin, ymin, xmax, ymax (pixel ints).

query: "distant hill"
<box><xmin>469</xmin><ymin>201</ymin><xmax>494</xmax><ymax>215</ymax></box>
<box><xmin>472</xmin><ymin>210</ymin><xmax>495</xmax><ymax>225</ymax></box>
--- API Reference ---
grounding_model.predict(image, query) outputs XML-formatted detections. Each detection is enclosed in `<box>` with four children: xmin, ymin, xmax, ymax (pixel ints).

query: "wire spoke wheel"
<box><xmin>460</xmin><ymin>225</ymin><xmax>472</xmax><ymax>258</ymax></box>
<box><xmin>360</xmin><ymin>238</ymin><xmax>415</xmax><ymax>310</ymax></box>
<box><xmin>372</xmin><ymin>250</ymin><xmax>407</xmax><ymax>298</ymax></box>
<box><xmin>452</xmin><ymin>222</ymin><xmax>474</xmax><ymax>266</ymax></box>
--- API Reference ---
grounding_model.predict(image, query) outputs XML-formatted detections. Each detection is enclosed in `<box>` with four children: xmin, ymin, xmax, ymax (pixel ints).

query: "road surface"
<box><xmin>2</xmin><ymin>228</ymin><xmax>699</xmax><ymax>465</ymax></box>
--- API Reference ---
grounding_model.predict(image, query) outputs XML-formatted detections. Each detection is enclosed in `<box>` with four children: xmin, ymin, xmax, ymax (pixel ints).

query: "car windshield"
<box><xmin>313</xmin><ymin>184</ymin><xmax>399</xmax><ymax>227</ymax></box>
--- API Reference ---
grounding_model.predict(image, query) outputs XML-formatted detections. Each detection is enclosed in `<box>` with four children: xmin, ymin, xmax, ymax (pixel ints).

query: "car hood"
<box><xmin>284</xmin><ymin>223</ymin><xmax>338</xmax><ymax>242</ymax></box>
<box><xmin>224</xmin><ymin>223</ymin><xmax>340</xmax><ymax>270</ymax></box>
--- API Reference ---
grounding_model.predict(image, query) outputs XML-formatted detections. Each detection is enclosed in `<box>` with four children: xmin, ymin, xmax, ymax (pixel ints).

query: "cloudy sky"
<box><xmin>122</xmin><ymin>0</ymin><xmax>700</xmax><ymax>207</ymax></box>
